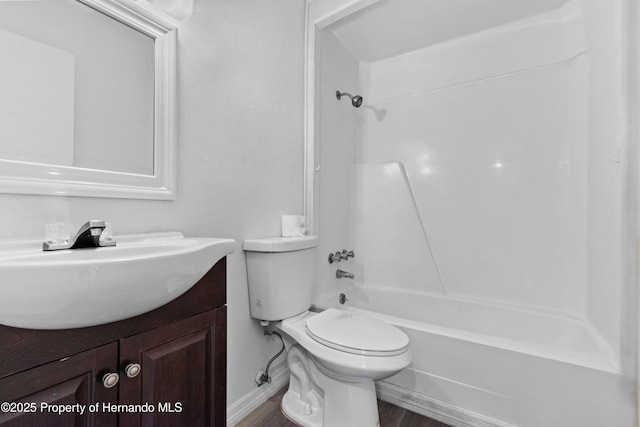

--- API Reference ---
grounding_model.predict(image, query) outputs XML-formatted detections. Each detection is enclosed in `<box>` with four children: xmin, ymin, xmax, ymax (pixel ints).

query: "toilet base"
<box><xmin>282</xmin><ymin>388</ymin><xmax>323</xmax><ymax>427</ymax></box>
<box><xmin>282</xmin><ymin>344</ymin><xmax>380</xmax><ymax>427</ymax></box>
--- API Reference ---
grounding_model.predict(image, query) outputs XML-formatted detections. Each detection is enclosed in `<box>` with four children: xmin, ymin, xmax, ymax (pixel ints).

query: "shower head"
<box><xmin>336</xmin><ymin>90</ymin><xmax>363</xmax><ymax>108</ymax></box>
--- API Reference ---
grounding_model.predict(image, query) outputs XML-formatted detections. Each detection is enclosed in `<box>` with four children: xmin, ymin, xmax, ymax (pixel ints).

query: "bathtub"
<box><xmin>307</xmin><ymin>0</ymin><xmax>638</xmax><ymax>424</ymax></box>
<box><xmin>315</xmin><ymin>287</ymin><xmax>634</xmax><ymax>427</ymax></box>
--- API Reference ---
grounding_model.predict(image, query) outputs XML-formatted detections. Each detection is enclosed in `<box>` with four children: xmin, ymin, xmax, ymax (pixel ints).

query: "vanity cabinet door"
<box><xmin>0</xmin><ymin>342</ymin><xmax>118</xmax><ymax>427</ymax></box>
<box><xmin>118</xmin><ymin>307</ymin><xmax>226</xmax><ymax>427</ymax></box>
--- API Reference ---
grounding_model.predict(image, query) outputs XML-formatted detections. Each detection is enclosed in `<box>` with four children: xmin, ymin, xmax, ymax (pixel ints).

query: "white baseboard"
<box><xmin>227</xmin><ymin>366</ymin><xmax>289</xmax><ymax>426</ymax></box>
<box><xmin>376</xmin><ymin>381</ymin><xmax>514</xmax><ymax>427</ymax></box>
<box><xmin>227</xmin><ymin>367</ymin><xmax>513</xmax><ymax>427</ymax></box>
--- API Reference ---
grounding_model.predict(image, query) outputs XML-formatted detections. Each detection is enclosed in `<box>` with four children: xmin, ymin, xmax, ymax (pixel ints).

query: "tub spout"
<box><xmin>336</xmin><ymin>269</ymin><xmax>355</xmax><ymax>279</ymax></box>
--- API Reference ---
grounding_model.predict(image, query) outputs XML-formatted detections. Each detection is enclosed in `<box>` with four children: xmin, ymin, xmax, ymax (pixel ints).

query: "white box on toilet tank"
<box><xmin>243</xmin><ymin>236</ymin><xmax>317</xmax><ymax>321</ymax></box>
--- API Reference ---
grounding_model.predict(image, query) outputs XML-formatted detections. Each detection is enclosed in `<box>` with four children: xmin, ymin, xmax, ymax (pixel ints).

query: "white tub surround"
<box><xmin>306</xmin><ymin>0</ymin><xmax>637</xmax><ymax>425</ymax></box>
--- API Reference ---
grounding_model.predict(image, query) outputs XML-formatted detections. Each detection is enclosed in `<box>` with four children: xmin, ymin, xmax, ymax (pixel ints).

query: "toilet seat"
<box><xmin>305</xmin><ymin>308</ymin><xmax>409</xmax><ymax>356</ymax></box>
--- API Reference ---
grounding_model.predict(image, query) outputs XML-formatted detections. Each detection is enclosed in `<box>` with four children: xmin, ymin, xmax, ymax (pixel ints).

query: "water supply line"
<box><xmin>255</xmin><ymin>330</ymin><xmax>286</xmax><ymax>386</ymax></box>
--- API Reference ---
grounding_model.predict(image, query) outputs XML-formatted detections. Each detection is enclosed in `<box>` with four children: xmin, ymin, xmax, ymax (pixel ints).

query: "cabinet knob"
<box><xmin>125</xmin><ymin>363</ymin><xmax>141</xmax><ymax>378</ymax></box>
<box><xmin>102</xmin><ymin>372</ymin><xmax>119</xmax><ymax>388</ymax></box>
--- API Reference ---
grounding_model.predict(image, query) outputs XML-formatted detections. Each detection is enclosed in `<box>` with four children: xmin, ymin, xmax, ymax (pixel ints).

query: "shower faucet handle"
<box><xmin>328</xmin><ymin>251</ymin><xmax>342</xmax><ymax>264</ymax></box>
<box><xmin>328</xmin><ymin>249</ymin><xmax>355</xmax><ymax>263</ymax></box>
<box><xmin>341</xmin><ymin>250</ymin><xmax>355</xmax><ymax>260</ymax></box>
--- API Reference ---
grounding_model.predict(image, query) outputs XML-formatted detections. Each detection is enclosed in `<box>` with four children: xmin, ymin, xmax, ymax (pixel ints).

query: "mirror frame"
<box><xmin>0</xmin><ymin>0</ymin><xmax>179</xmax><ymax>200</ymax></box>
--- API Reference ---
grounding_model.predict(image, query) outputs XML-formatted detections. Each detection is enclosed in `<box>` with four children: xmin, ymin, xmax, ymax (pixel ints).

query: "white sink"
<box><xmin>0</xmin><ymin>232</ymin><xmax>235</xmax><ymax>329</ymax></box>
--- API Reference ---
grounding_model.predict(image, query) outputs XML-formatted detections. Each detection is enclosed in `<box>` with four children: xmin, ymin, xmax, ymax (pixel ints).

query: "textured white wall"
<box><xmin>0</xmin><ymin>0</ymin><xmax>305</xmax><ymax>408</ymax></box>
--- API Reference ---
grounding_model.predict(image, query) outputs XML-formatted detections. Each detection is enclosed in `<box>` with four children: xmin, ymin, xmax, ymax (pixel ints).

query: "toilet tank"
<box><xmin>243</xmin><ymin>236</ymin><xmax>317</xmax><ymax>321</ymax></box>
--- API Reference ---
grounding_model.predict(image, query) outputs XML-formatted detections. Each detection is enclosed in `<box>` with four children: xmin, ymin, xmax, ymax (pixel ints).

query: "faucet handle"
<box><xmin>339</xmin><ymin>249</ymin><xmax>354</xmax><ymax>261</ymax></box>
<box><xmin>99</xmin><ymin>222</ymin><xmax>116</xmax><ymax>247</ymax></box>
<box><xmin>328</xmin><ymin>250</ymin><xmax>342</xmax><ymax>264</ymax></box>
<box><xmin>328</xmin><ymin>249</ymin><xmax>355</xmax><ymax>263</ymax></box>
<box><xmin>44</xmin><ymin>222</ymin><xmax>70</xmax><ymax>244</ymax></box>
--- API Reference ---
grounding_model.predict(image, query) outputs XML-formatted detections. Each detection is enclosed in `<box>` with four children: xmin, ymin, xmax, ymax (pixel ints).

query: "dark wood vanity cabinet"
<box><xmin>0</xmin><ymin>259</ymin><xmax>227</xmax><ymax>427</ymax></box>
<box><xmin>118</xmin><ymin>309</ymin><xmax>224</xmax><ymax>427</ymax></box>
<box><xmin>0</xmin><ymin>342</ymin><xmax>119</xmax><ymax>427</ymax></box>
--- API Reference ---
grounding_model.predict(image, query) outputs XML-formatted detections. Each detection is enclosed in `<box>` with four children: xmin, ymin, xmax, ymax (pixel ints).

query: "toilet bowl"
<box><xmin>277</xmin><ymin>309</ymin><xmax>411</xmax><ymax>427</ymax></box>
<box><xmin>280</xmin><ymin>309</ymin><xmax>411</xmax><ymax>380</ymax></box>
<box><xmin>243</xmin><ymin>236</ymin><xmax>412</xmax><ymax>426</ymax></box>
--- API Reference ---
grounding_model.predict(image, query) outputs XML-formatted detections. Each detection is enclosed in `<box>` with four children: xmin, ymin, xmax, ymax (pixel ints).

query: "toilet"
<box><xmin>244</xmin><ymin>235</ymin><xmax>412</xmax><ymax>427</ymax></box>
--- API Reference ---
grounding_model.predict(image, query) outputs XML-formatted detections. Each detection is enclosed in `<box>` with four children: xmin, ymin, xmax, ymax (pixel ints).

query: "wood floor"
<box><xmin>235</xmin><ymin>385</ymin><xmax>450</xmax><ymax>427</ymax></box>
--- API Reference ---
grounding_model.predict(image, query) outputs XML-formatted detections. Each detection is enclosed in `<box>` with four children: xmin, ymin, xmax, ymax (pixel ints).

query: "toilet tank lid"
<box><xmin>243</xmin><ymin>235</ymin><xmax>318</xmax><ymax>252</ymax></box>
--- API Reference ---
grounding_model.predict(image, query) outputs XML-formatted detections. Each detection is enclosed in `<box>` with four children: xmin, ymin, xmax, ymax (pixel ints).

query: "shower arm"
<box><xmin>336</xmin><ymin>90</ymin><xmax>363</xmax><ymax>108</ymax></box>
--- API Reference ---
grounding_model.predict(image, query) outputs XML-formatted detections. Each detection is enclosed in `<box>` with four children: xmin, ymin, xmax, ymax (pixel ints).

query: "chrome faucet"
<box><xmin>336</xmin><ymin>269</ymin><xmax>355</xmax><ymax>279</ymax></box>
<box><xmin>43</xmin><ymin>220</ymin><xmax>116</xmax><ymax>251</ymax></box>
<box><xmin>328</xmin><ymin>249</ymin><xmax>355</xmax><ymax>263</ymax></box>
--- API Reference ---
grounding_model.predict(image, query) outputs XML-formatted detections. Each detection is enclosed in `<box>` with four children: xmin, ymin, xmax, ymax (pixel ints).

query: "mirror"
<box><xmin>0</xmin><ymin>0</ymin><xmax>187</xmax><ymax>199</ymax></box>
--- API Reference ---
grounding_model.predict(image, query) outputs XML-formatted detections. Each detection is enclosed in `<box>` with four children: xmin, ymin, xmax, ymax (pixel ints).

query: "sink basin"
<box><xmin>0</xmin><ymin>232</ymin><xmax>235</xmax><ymax>329</ymax></box>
